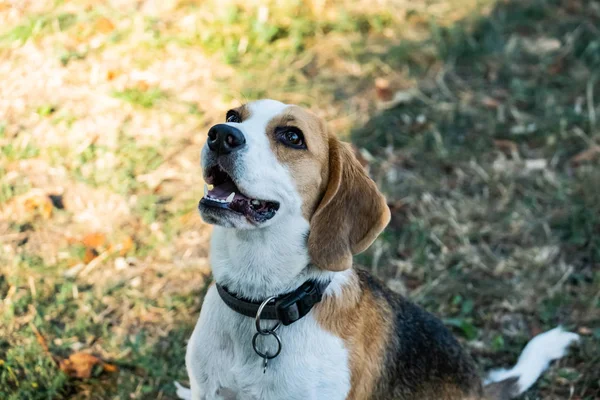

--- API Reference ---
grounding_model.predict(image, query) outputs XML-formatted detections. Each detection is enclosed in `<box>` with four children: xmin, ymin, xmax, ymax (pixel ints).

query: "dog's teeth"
<box><xmin>251</xmin><ymin>199</ymin><xmax>261</xmax><ymax>207</ymax></box>
<box><xmin>226</xmin><ymin>192</ymin><xmax>235</xmax><ymax>203</ymax></box>
<box><xmin>204</xmin><ymin>183</ymin><xmax>208</xmax><ymax>196</ymax></box>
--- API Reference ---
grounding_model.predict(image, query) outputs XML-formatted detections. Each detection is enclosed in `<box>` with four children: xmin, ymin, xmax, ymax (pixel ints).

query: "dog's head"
<box><xmin>199</xmin><ymin>99</ymin><xmax>390</xmax><ymax>271</ymax></box>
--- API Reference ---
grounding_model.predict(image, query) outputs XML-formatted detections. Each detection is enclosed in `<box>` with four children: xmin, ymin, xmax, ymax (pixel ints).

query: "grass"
<box><xmin>0</xmin><ymin>12</ymin><xmax>78</xmax><ymax>45</ymax></box>
<box><xmin>0</xmin><ymin>0</ymin><xmax>599</xmax><ymax>399</ymax></box>
<box><xmin>112</xmin><ymin>88</ymin><xmax>168</xmax><ymax>109</ymax></box>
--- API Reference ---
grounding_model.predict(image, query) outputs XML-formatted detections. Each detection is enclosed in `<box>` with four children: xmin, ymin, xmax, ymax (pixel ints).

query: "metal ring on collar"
<box><xmin>255</xmin><ymin>295</ymin><xmax>281</xmax><ymax>334</ymax></box>
<box><xmin>252</xmin><ymin>331</ymin><xmax>282</xmax><ymax>360</ymax></box>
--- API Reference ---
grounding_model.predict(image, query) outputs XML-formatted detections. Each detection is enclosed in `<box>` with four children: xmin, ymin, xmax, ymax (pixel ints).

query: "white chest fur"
<box><xmin>185</xmin><ymin>220</ymin><xmax>351</xmax><ymax>400</ymax></box>
<box><xmin>185</xmin><ymin>287</ymin><xmax>350</xmax><ymax>400</ymax></box>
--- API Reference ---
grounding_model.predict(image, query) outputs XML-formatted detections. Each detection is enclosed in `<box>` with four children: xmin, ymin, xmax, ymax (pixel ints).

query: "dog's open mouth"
<box><xmin>200</xmin><ymin>165</ymin><xmax>280</xmax><ymax>223</ymax></box>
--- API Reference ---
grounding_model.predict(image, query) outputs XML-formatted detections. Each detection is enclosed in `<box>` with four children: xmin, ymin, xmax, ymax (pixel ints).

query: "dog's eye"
<box><xmin>226</xmin><ymin>111</ymin><xmax>241</xmax><ymax>123</ymax></box>
<box><xmin>276</xmin><ymin>127</ymin><xmax>306</xmax><ymax>149</ymax></box>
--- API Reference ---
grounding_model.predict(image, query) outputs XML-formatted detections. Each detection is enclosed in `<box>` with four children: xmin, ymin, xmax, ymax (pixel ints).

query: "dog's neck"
<box><xmin>210</xmin><ymin>216</ymin><xmax>335</xmax><ymax>301</ymax></box>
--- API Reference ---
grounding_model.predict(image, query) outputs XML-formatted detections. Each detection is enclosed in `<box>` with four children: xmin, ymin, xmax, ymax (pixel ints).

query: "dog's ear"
<box><xmin>308</xmin><ymin>137</ymin><xmax>390</xmax><ymax>271</ymax></box>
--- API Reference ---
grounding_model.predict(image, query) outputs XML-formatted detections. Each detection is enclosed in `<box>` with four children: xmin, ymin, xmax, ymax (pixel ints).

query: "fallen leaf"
<box><xmin>570</xmin><ymin>146</ymin><xmax>600</xmax><ymax>166</ymax></box>
<box><xmin>530</xmin><ymin>323</ymin><xmax>543</xmax><ymax>337</ymax></box>
<box><xmin>59</xmin><ymin>352</ymin><xmax>102</xmax><ymax>379</ymax></box>
<box><xmin>23</xmin><ymin>193</ymin><xmax>53</xmax><ymax>219</ymax></box>
<box><xmin>82</xmin><ymin>232</ymin><xmax>106</xmax><ymax>248</ymax></box>
<box><xmin>106</xmin><ymin>69</ymin><xmax>120</xmax><ymax>81</ymax></box>
<box><xmin>107</xmin><ymin>236</ymin><xmax>134</xmax><ymax>255</ymax></box>
<box><xmin>578</xmin><ymin>326</ymin><xmax>592</xmax><ymax>336</ymax></box>
<box><xmin>30</xmin><ymin>323</ymin><xmax>56</xmax><ymax>363</ymax></box>
<box><xmin>565</xmin><ymin>0</ymin><xmax>584</xmax><ymax>13</ymax></box>
<box><xmin>482</xmin><ymin>96</ymin><xmax>501</xmax><ymax>109</ymax></box>
<box><xmin>377</xmin><ymin>90</ymin><xmax>416</xmax><ymax>110</ymax></box>
<box><xmin>493</xmin><ymin>140</ymin><xmax>518</xmax><ymax>155</ymax></box>
<box><xmin>136</xmin><ymin>81</ymin><xmax>150</xmax><ymax>92</ymax></box>
<box><xmin>102</xmin><ymin>363</ymin><xmax>118</xmax><ymax>373</ymax></box>
<box><xmin>119</xmin><ymin>236</ymin><xmax>134</xmax><ymax>255</ymax></box>
<box><xmin>548</xmin><ymin>58</ymin><xmax>565</xmax><ymax>75</ymax></box>
<box><xmin>83</xmin><ymin>248</ymin><xmax>98</xmax><ymax>264</ymax></box>
<box><xmin>95</xmin><ymin>17</ymin><xmax>115</xmax><ymax>34</ymax></box>
<box><xmin>375</xmin><ymin>78</ymin><xmax>393</xmax><ymax>102</ymax></box>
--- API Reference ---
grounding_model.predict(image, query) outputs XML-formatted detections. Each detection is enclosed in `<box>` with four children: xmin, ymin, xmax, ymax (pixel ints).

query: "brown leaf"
<box><xmin>95</xmin><ymin>17</ymin><xmax>115</xmax><ymax>34</ymax></box>
<box><xmin>119</xmin><ymin>236</ymin><xmax>134</xmax><ymax>255</ymax></box>
<box><xmin>23</xmin><ymin>194</ymin><xmax>53</xmax><ymax>219</ymax></box>
<box><xmin>82</xmin><ymin>233</ymin><xmax>106</xmax><ymax>248</ymax></box>
<box><xmin>59</xmin><ymin>352</ymin><xmax>102</xmax><ymax>379</ymax></box>
<box><xmin>102</xmin><ymin>363</ymin><xmax>118</xmax><ymax>373</ymax></box>
<box><xmin>106</xmin><ymin>69</ymin><xmax>120</xmax><ymax>81</ymax></box>
<box><xmin>481</xmin><ymin>96</ymin><xmax>501</xmax><ymax>109</ymax></box>
<box><xmin>30</xmin><ymin>323</ymin><xmax>57</xmax><ymax>363</ymax></box>
<box><xmin>493</xmin><ymin>140</ymin><xmax>518</xmax><ymax>155</ymax></box>
<box><xmin>577</xmin><ymin>326</ymin><xmax>592</xmax><ymax>336</ymax></box>
<box><xmin>374</xmin><ymin>78</ymin><xmax>393</xmax><ymax>102</ymax></box>
<box><xmin>83</xmin><ymin>248</ymin><xmax>99</xmax><ymax>264</ymax></box>
<box><xmin>107</xmin><ymin>236</ymin><xmax>134</xmax><ymax>255</ymax></box>
<box><xmin>548</xmin><ymin>58</ymin><xmax>565</xmax><ymax>75</ymax></box>
<box><xmin>530</xmin><ymin>323</ymin><xmax>543</xmax><ymax>337</ymax></box>
<box><xmin>136</xmin><ymin>81</ymin><xmax>150</xmax><ymax>92</ymax></box>
<box><xmin>570</xmin><ymin>146</ymin><xmax>600</xmax><ymax>166</ymax></box>
<box><xmin>565</xmin><ymin>0</ymin><xmax>583</xmax><ymax>13</ymax></box>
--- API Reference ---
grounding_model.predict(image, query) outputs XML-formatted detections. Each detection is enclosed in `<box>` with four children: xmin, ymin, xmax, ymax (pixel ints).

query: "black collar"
<box><xmin>216</xmin><ymin>280</ymin><xmax>331</xmax><ymax>326</ymax></box>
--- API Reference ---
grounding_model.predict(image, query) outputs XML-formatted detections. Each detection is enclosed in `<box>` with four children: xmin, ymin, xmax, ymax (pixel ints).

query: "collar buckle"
<box><xmin>275</xmin><ymin>281</ymin><xmax>324</xmax><ymax>325</ymax></box>
<box><xmin>216</xmin><ymin>279</ymin><xmax>330</xmax><ymax>326</ymax></box>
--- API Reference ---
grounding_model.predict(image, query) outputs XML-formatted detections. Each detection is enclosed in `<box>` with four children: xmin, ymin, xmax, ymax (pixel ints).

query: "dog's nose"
<box><xmin>207</xmin><ymin>124</ymin><xmax>246</xmax><ymax>155</ymax></box>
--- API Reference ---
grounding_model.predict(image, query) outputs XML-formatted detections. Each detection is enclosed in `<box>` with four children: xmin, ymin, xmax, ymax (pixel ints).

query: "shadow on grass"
<box><xmin>352</xmin><ymin>0</ymin><xmax>599</xmax><ymax>398</ymax></box>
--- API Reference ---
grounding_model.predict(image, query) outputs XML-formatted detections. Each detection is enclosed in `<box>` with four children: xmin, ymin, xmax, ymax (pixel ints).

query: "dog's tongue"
<box><xmin>208</xmin><ymin>180</ymin><xmax>237</xmax><ymax>199</ymax></box>
<box><xmin>207</xmin><ymin>181</ymin><xmax>250</xmax><ymax>201</ymax></box>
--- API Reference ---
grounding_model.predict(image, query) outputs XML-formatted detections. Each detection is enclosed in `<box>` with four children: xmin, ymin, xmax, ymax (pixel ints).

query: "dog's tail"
<box><xmin>483</xmin><ymin>327</ymin><xmax>579</xmax><ymax>400</ymax></box>
<box><xmin>174</xmin><ymin>382</ymin><xmax>192</xmax><ymax>400</ymax></box>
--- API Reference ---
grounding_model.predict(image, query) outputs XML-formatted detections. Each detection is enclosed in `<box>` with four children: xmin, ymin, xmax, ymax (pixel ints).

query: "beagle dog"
<box><xmin>177</xmin><ymin>99</ymin><xmax>579</xmax><ymax>400</ymax></box>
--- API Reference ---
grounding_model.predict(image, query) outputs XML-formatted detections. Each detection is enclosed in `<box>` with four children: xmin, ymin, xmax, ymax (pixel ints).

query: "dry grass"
<box><xmin>0</xmin><ymin>0</ymin><xmax>599</xmax><ymax>399</ymax></box>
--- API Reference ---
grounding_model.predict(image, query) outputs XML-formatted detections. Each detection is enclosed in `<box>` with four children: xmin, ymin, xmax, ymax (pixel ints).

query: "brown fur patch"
<box><xmin>307</xmin><ymin>137</ymin><xmax>390</xmax><ymax>271</ymax></box>
<box><xmin>228</xmin><ymin>104</ymin><xmax>250</xmax><ymax>122</ymax></box>
<box><xmin>265</xmin><ymin>106</ymin><xmax>330</xmax><ymax>218</ymax></box>
<box><xmin>315</xmin><ymin>271</ymin><xmax>392</xmax><ymax>400</ymax></box>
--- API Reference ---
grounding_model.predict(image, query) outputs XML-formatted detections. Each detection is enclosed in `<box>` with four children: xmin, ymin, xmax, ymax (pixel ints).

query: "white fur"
<box><xmin>184</xmin><ymin>283</ymin><xmax>350</xmax><ymax>400</ymax></box>
<box><xmin>200</xmin><ymin>100</ymin><xmax>303</xmax><ymax>230</ymax></box>
<box><xmin>184</xmin><ymin>100</ymin><xmax>352</xmax><ymax>399</ymax></box>
<box><xmin>175</xmin><ymin>382</ymin><xmax>192</xmax><ymax>400</ymax></box>
<box><xmin>485</xmin><ymin>327</ymin><xmax>580</xmax><ymax>395</ymax></box>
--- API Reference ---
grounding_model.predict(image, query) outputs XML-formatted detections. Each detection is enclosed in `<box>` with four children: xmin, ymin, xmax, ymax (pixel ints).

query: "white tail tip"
<box><xmin>485</xmin><ymin>327</ymin><xmax>579</xmax><ymax>396</ymax></box>
<box><xmin>174</xmin><ymin>381</ymin><xmax>192</xmax><ymax>400</ymax></box>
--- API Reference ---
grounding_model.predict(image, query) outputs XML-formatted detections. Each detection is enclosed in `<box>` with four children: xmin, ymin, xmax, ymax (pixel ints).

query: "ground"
<box><xmin>0</xmin><ymin>0</ymin><xmax>599</xmax><ymax>399</ymax></box>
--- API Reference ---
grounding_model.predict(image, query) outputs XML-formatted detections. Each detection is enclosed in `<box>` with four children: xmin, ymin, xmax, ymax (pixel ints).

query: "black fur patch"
<box><xmin>356</xmin><ymin>269</ymin><xmax>483</xmax><ymax>399</ymax></box>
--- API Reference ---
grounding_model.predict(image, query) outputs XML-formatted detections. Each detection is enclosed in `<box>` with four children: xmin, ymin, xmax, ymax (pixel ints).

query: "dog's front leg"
<box><xmin>174</xmin><ymin>381</ymin><xmax>205</xmax><ymax>400</ymax></box>
<box><xmin>184</xmin><ymin>342</ymin><xmax>209</xmax><ymax>400</ymax></box>
<box><xmin>189</xmin><ymin>378</ymin><xmax>206</xmax><ymax>400</ymax></box>
<box><xmin>175</xmin><ymin>367</ymin><xmax>207</xmax><ymax>400</ymax></box>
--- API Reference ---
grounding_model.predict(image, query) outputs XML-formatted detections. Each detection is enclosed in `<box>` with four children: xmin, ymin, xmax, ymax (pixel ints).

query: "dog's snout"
<box><xmin>207</xmin><ymin>124</ymin><xmax>246</xmax><ymax>155</ymax></box>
